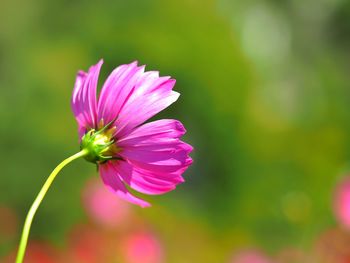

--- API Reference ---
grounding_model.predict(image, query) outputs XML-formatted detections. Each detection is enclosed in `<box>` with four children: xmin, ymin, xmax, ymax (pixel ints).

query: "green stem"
<box><xmin>15</xmin><ymin>149</ymin><xmax>88</xmax><ymax>263</ymax></box>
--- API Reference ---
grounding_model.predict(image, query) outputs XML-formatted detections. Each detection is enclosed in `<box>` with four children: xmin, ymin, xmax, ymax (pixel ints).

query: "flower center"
<box><xmin>93</xmin><ymin>133</ymin><xmax>110</xmax><ymax>146</ymax></box>
<box><xmin>80</xmin><ymin>126</ymin><xmax>120</xmax><ymax>164</ymax></box>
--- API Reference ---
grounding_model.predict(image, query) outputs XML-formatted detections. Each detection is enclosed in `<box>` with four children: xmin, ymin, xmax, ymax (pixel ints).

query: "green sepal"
<box><xmin>80</xmin><ymin>120</ymin><xmax>120</xmax><ymax>164</ymax></box>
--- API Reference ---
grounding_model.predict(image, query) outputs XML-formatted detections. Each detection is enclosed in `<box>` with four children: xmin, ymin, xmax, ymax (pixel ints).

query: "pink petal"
<box><xmin>97</xmin><ymin>61</ymin><xmax>146</xmax><ymax>124</ymax></box>
<box><xmin>71</xmin><ymin>60</ymin><xmax>103</xmax><ymax>135</ymax></box>
<box><xmin>95</xmin><ymin>61</ymin><xmax>178</xmax><ymax>137</ymax></box>
<box><xmin>118</xmin><ymin>119</ymin><xmax>193</xmax><ymax>183</ymax></box>
<box><xmin>99</xmin><ymin>162</ymin><xmax>150</xmax><ymax>208</ymax></box>
<box><xmin>115</xmin><ymin>161</ymin><xmax>180</xmax><ymax>195</ymax></box>
<box><xmin>118</xmin><ymin>119</ymin><xmax>187</xmax><ymax>144</ymax></box>
<box><xmin>114</xmin><ymin>79</ymin><xmax>179</xmax><ymax>138</ymax></box>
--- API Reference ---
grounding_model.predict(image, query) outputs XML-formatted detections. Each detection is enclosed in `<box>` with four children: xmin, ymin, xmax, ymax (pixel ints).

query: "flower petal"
<box><xmin>118</xmin><ymin>119</ymin><xmax>187</xmax><ymax>145</ymax></box>
<box><xmin>97</xmin><ymin>61</ymin><xmax>142</xmax><ymax>124</ymax></box>
<box><xmin>115</xmin><ymin>161</ymin><xmax>182</xmax><ymax>195</ymax></box>
<box><xmin>71</xmin><ymin>60</ymin><xmax>103</xmax><ymax>134</ymax></box>
<box><xmin>96</xmin><ymin>61</ymin><xmax>178</xmax><ymax>137</ymax></box>
<box><xmin>118</xmin><ymin>119</ymin><xmax>193</xmax><ymax>178</ymax></box>
<box><xmin>114</xmin><ymin>78</ymin><xmax>178</xmax><ymax>138</ymax></box>
<box><xmin>99</xmin><ymin>162</ymin><xmax>150</xmax><ymax>208</ymax></box>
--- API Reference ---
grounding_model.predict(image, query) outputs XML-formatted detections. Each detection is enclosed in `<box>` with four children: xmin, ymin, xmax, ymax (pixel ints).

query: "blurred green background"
<box><xmin>0</xmin><ymin>0</ymin><xmax>350</xmax><ymax>262</ymax></box>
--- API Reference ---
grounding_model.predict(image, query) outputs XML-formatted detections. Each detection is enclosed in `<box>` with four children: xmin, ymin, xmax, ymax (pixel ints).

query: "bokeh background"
<box><xmin>0</xmin><ymin>0</ymin><xmax>350</xmax><ymax>262</ymax></box>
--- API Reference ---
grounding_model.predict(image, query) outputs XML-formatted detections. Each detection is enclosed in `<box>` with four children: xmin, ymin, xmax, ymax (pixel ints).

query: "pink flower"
<box><xmin>333</xmin><ymin>176</ymin><xmax>350</xmax><ymax>228</ymax></box>
<box><xmin>71</xmin><ymin>60</ymin><xmax>193</xmax><ymax>207</ymax></box>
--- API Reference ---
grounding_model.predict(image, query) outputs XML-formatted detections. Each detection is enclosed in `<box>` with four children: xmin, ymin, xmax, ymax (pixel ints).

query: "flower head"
<box><xmin>71</xmin><ymin>60</ymin><xmax>193</xmax><ymax>207</ymax></box>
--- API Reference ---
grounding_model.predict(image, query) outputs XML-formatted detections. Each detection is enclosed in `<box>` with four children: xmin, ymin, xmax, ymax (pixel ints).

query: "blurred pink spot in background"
<box><xmin>2</xmin><ymin>241</ymin><xmax>58</xmax><ymax>263</ymax></box>
<box><xmin>121</xmin><ymin>231</ymin><xmax>164</xmax><ymax>263</ymax></box>
<box><xmin>230</xmin><ymin>249</ymin><xmax>274</xmax><ymax>263</ymax></box>
<box><xmin>275</xmin><ymin>247</ymin><xmax>310</xmax><ymax>263</ymax></box>
<box><xmin>333</xmin><ymin>176</ymin><xmax>350</xmax><ymax>228</ymax></box>
<box><xmin>65</xmin><ymin>224</ymin><xmax>110</xmax><ymax>263</ymax></box>
<box><xmin>0</xmin><ymin>205</ymin><xmax>18</xmax><ymax>245</ymax></box>
<box><xmin>314</xmin><ymin>227</ymin><xmax>350</xmax><ymax>263</ymax></box>
<box><xmin>82</xmin><ymin>177</ymin><xmax>132</xmax><ymax>229</ymax></box>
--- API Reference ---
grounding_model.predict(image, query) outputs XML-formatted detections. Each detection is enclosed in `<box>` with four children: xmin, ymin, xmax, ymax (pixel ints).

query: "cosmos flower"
<box><xmin>71</xmin><ymin>60</ymin><xmax>193</xmax><ymax>207</ymax></box>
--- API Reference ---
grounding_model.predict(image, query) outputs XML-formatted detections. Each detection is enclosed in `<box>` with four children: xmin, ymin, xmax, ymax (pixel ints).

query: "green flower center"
<box><xmin>80</xmin><ymin>125</ymin><xmax>120</xmax><ymax>164</ymax></box>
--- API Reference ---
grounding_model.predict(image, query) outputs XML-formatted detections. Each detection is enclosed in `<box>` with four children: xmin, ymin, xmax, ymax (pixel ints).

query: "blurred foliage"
<box><xmin>0</xmin><ymin>0</ymin><xmax>350</xmax><ymax>261</ymax></box>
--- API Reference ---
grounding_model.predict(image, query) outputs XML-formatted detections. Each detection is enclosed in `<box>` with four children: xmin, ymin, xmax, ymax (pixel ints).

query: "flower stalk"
<box><xmin>15</xmin><ymin>149</ymin><xmax>88</xmax><ymax>263</ymax></box>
